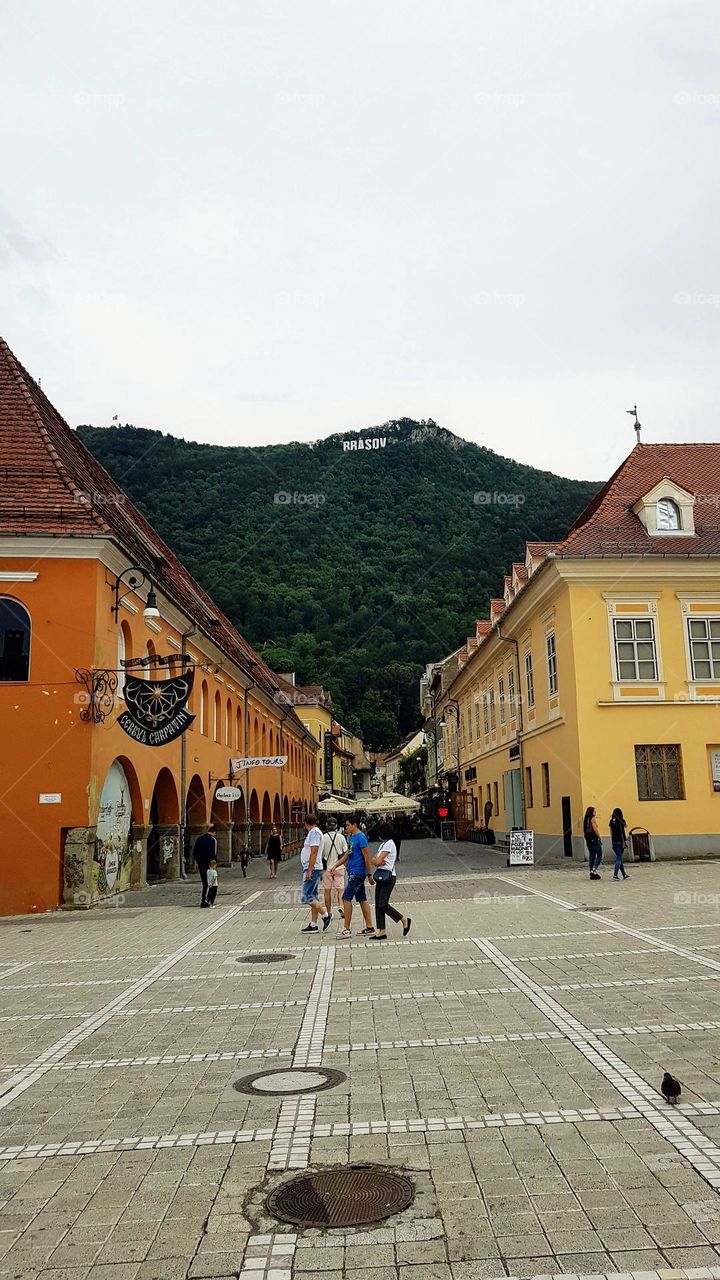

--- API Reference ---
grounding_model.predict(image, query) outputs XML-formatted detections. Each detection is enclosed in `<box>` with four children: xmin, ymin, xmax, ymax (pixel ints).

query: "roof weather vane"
<box><xmin>626</xmin><ymin>403</ymin><xmax>641</xmax><ymax>443</ymax></box>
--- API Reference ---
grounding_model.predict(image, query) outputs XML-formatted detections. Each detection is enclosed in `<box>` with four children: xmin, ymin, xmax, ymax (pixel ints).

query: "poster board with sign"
<box><xmin>440</xmin><ymin>821</ymin><xmax>456</xmax><ymax>842</ymax></box>
<box><xmin>509</xmin><ymin>828</ymin><xmax>534</xmax><ymax>865</ymax></box>
<box><xmin>711</xmin><ymin>748</ymin><xmax>720</xmax><ymax>793</ymax></box>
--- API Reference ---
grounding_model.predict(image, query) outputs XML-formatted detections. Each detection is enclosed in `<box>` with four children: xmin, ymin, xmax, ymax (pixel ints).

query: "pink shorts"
<box><xmin>323</xmin><ymin>865</ymin><xmax>345</xmax><ymax>896</ymax></box>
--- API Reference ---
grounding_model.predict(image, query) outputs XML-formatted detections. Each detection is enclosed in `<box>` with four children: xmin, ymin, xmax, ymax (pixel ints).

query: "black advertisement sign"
<box><xmin>324</xmin><ymin>730</ymin><xmax>334</xmax><ymax>787</ymax></box>
<box><xmin>118</xmin><ymin>668</ymin><xmax>195</xmax><ymax>747</ymax></box>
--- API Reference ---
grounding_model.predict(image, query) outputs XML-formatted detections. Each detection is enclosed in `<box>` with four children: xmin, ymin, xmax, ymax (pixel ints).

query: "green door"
<box><xmin>503</xmin><ymin>768</ymin><xmax>523</xmax><ymax>828</ymax></box>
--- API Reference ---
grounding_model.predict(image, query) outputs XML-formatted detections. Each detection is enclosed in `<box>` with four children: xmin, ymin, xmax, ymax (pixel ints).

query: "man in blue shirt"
<box><xmin>335</xmin><ymin>814</ymin><xmax>375</xmax><ymax>938</ymax></box>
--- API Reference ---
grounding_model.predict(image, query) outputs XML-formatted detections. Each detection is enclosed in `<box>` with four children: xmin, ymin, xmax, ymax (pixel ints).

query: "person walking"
<box><xmin>193</xmin><ymin>824</ymin><xmax>217</xmax><ymax>908</ymax></box>
<box><xmin>583</xmin><ymin>806</ymin><xmax>603</xmax><ymax>880</ymax></box>
<box><xmin>300</xmin><ymin>815</ymin><xmax>332</xmax><ymax>934</ymax></box>
<box><xmin>321</xmin><ymin>817</ymin><xmax>348</xmax><ymax>927</ymax></box>
<box><xmin>266</xmin><ymin>825</ymin><xmax>282</xmax><ymax>879</ymax></box>
<box><xmin>335</xmin><ymin>814</ymin><xmax>376</xmax><ymax>939</ymax></box>
<box><xmin>370</xmin><ymin>821</ymin><xmax>411</xmax><ymax>940</ymax></box>
<box><xmin>239</xmin><ymin>844</ymin><xmax>250</xmax><ymax>878</ymax></box>
<box><xmin>609</xmin><ymin>807</ymin><xmax>630</xmax><ymax>880</ymax></box>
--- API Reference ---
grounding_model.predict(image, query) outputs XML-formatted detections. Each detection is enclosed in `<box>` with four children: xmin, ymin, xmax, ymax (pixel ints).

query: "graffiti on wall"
<box><xmin>94</xmin><ymin>760</ymin><xmax>134</xmax><ymax>897</ymax></box>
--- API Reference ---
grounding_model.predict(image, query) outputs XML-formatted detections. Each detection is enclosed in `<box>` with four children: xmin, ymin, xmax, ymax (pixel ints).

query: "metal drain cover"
<box><xmin>236</xmin><ymin>952</ymin><xmax>295</xmax><ymax>963</ymax></box>
<box><xmin>267</xmin><ymin>1164</ymin><xmax>414</xmax><ymax>1227</ymax></box>
<box><xmin>234</xmin><ymin>1067</ymin><xmax>346</xmax><ymax>1097</ymax></box>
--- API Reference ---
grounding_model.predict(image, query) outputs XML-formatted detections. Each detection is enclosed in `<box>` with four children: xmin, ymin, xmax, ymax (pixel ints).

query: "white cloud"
<box><xmin>2</xmin><ymin>0</ymin><xmax>719</xmax><ymax>479</ymax></box>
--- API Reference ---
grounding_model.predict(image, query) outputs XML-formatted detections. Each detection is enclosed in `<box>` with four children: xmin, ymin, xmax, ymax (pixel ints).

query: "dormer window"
<box><xmin>632</xmin><ymin>478</ymin><xmax>695</xmax><ymax>537</ymax></box>
<box><xmin>657</xmin><ymin>498</ymin><xmax>681</xmax><ymax>531</ymax></box>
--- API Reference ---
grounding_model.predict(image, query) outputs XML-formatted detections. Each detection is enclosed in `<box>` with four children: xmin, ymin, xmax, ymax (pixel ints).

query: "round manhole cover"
<box><xmin>236</xmin><ymin>952</ymin><xmax>295</xmax><ymax>963</ymax></box>
<box><xmin>234</xmin><ymin>1067</ymin><xmax>346</xmax><ymax>1097</ymax></box>
<box><xmin>266</xmin><ymin>1164</ymin><xmax>414</xmax><ymax>1227</ymax></box>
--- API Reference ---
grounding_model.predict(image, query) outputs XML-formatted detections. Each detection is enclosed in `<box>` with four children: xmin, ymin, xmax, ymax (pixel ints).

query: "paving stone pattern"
<box><xmin>2</xmin><ymin>843</ymin><xmax>720</xmax><ymax>1278</ymax></box>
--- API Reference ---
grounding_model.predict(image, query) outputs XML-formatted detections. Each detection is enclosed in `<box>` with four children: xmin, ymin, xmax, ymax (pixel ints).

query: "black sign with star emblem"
<box><xmin>118</xmin><ymin>667</ymin><xmax>195</xmax><ymax>746</ymax></box>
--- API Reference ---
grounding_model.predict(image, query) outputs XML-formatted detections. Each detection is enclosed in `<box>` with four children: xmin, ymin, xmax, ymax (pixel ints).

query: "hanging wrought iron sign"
<box><xmin>118</xmin><ymin>667</ymin><xmax>195</xmax><ymax>746</ymax></box>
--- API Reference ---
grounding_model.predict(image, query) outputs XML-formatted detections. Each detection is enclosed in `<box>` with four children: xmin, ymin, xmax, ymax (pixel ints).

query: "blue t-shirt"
<box><xmin>348</xmin><ymin>831</ymin><xmax>369</xmax><ymax>876</ymax></box>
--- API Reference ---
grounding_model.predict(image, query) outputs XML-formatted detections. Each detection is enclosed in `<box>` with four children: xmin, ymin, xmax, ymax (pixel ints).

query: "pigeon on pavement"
<box><xmin>661</xmin><ymin>1072</ymin><xmax>682</xmax><ymax>1105</ymax></box>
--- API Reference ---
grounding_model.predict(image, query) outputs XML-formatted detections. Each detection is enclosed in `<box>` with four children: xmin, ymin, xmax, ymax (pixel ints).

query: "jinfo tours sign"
<box><xmin>230</xmin><ymin>756</ymin><xmax>287</xmax><ymax>770</ymax></box>
<box><xmin>118</xmin><ymin>668</ymin><xmax>195</xmax><ymax>746</ymax></box>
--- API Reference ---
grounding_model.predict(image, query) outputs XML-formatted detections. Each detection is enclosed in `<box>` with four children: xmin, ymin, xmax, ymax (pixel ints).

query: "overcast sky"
<box><xmin>3</xmin><ymin>1</ymin><xmax>718</xmax><ymax>480</ymax></box>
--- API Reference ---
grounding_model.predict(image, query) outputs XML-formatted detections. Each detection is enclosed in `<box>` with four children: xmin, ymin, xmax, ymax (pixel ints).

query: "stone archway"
<box><xmin>183</xmin><ymin>773</ymin><xmax>207</xmax><ymax>875</ymax></box>
<box><xmin>147</xmin><ymin>767</ymin><xmax>180</xmax><ymax>882</ymax></box>
<box><xmin>95</xmin><ymin>758</ymin><xmax>139</xmax><ymax>898</ymax></box>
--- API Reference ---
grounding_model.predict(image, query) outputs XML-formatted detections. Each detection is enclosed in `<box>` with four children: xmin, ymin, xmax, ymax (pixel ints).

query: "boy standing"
<box><xmin>206</xmin><ymin>859</ymin><xmax>219</xmax><ymax>907</ymax></box>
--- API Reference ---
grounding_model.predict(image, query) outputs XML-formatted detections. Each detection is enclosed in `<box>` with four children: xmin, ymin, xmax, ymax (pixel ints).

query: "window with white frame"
<box><xmin>498</xmin><ymin>677</ymin><xmax>506</xmax><ymax>724</ymax></box>
<box><xmin>507</xmin><ymin>667</ymin><xmax>515</xmax><ymax>716</ymax></box>
<box><xmin>613</xmin><ymin>617</ymin><xmax>658</xmax><ymax>680</ymax></box>
<box><xmin>687</xmin><ymin>617</ymin><xmax>720</xmax><ymax>680</ymax></box>
<box><xmin>474</xmin><ymin>700</ymin><xmax>481</xmax><ymax>737</ymax></box>
<box><xmin>489</xmin><ymin>687</ymin><xmax>496</xmax><ymax>730</ymax></box>
<box><xmin>467</xmin><ymin>706</ymin><xmax>472</xmax><ymax>743</ymax></box>
<box><xmin>546</xmin><ymin>631</ymin><xmax>558</xmax><ymax>696</ymax></box>
<box><xmin>657</xmin><ymin>498</ymin><xmax>681</xmax><ymax>531</ymax></box>
<box><xmin>524</xmin><ymin>651</ymin><xmax>535</xmax><ymax>708</ymax></box>
<box><xmin>482</xmin><ymin>692</ymin><xmax>489</xmax><ymax>734</ymax></box>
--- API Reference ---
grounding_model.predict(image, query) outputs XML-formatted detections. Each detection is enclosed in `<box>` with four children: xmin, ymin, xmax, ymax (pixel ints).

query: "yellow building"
<box><xmin>331</xmin><ymin>721</ymin><xmax>355</xmax><ymax>797</ymax></box>
<box><xmin>433</xmin><ymin>443</ymin><xmax>720</xmax><ymax>859</ymax></box>
<box><xmin>276</xmin><ymin>677</ymin><xmax>333</xmax><ymax>805</ymax></box>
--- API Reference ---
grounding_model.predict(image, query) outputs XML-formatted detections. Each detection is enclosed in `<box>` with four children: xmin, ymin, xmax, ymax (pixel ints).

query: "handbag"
<box><xmin>374</xmin><ymin>840</ymin><xmax>394</xmax><ymax>881</ymax></box>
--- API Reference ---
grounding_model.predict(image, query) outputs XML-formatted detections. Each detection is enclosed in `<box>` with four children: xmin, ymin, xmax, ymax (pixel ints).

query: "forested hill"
<box><xmin>77</xmin><ymin>419</ymin><xmax>599</xmax><ymax>749</ymax></box>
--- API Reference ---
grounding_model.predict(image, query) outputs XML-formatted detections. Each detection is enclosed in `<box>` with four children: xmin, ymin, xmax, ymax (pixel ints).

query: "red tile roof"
<box><xmin>0</xmin><ymin>337</ymin><xmax>307</xmax><ymax>726</ymax></box>
<box><xmin>557</xmin><ymin>443</ymin><xmax>720</xmax><ymax>556</ymax></box>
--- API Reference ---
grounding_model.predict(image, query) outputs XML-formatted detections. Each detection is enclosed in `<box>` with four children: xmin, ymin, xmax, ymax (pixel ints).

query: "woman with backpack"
<box><xmin>609</xmin><ymin>807</ymin><xmax>630</xmax><ymax>881</ymax></box>
<box><xmin>369</xmin><ymin>820</ymin><xmax>411</xmax><ymax>940</ymax></box>
<box><xmin>583</xmin><ymin>806</ymin><xmax>603</xmax><ymax>880</ymax></box>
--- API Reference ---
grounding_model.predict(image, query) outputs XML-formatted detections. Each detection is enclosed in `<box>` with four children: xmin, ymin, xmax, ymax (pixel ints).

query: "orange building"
<box><xmin>0</xmin><ymin>338</ymin><xmax>319</xmax><ymax>916</ymax></box>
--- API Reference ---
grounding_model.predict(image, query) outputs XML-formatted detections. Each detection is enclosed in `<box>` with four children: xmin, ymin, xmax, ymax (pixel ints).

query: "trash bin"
<box><xmin>630</xmin><ymin>826</ymin><xmax>654</xmax><ymax>862</ymax></box>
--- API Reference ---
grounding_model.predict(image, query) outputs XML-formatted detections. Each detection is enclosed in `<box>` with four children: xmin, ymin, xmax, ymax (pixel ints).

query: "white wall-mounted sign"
<box><xmin>39</xmin><ymin>793</ymin><xmax>61</xmax><ymax>804</ymax></box>
<box><xmin>711</xmin><ymin>749</ymin><xmax>720</xmax><ymax>792</ymax></box>
<box><xmin>231</xmin><ymin>756</ymin><xmax>287</xmax><ymax>771</ymax></box>
<box><xmin>215</xmin><ymin>786</ymin><xmax>242</xmax><ymax>802</ymax></box>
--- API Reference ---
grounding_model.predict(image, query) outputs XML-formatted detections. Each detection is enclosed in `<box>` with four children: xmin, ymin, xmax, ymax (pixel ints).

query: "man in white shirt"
<box><xmin>321</xmin><ymin>818</ymin><xmax>348</xmax><ymax>922</ymax></box>
<box><xmin>300</xmin><ymin>815</ymin><xmax>332</xmax><ymax>934</ymax></box>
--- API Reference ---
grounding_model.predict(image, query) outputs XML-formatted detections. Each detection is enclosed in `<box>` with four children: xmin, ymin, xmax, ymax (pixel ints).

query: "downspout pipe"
<box><xmin>179</xmin><ymin>624</ymin><xmax>198</xmax><ymax>878</ymax></box>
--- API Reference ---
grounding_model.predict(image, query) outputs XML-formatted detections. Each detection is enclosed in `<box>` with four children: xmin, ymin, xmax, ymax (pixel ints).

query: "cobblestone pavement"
<box><xmin>3</xmin><ymin>841</ymin><xmax>720</xmax><ymax>1280</ymax></box>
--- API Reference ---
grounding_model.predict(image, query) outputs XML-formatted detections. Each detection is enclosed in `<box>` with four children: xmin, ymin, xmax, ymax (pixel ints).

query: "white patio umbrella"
<box><xmin>364</xmin><ymin>792</ymin><xmax>421</xmax><ymax>813</ymax></box>
<box><xmin>317</xmin><ymin>794</ymin><xmax>355</xmax><ymax>813</ymax></box>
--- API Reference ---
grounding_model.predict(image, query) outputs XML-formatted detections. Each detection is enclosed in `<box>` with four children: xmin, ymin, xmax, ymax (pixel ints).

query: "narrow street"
<box><xmin>2</xmin><ymin>842</ymin><xmax>720</xmax><ymax>1280</ymax></box>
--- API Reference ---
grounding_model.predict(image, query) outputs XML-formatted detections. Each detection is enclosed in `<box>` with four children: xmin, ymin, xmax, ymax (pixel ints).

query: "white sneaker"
<box><xmin>336</xmin><ymin>928</ymin><xmax>352</xmax><ymax>939</ymax></box>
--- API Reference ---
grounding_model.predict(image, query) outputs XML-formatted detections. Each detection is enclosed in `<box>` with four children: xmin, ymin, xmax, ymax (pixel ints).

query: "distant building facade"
<box><xmin>425</xmin><ymin>443</ymin><xmax>720</xmax><ymax>859</ymax></box>
<box><xmin>0</xmin><ymin>339</ymin><xmax>318</xmax><ymax>916</ymax></box>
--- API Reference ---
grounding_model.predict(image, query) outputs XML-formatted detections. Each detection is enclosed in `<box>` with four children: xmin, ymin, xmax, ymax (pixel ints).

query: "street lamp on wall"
<box><xmin>111</xmin><ymin>567</ymin><xmax>160</xmax><ymax>623</ymax></box>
